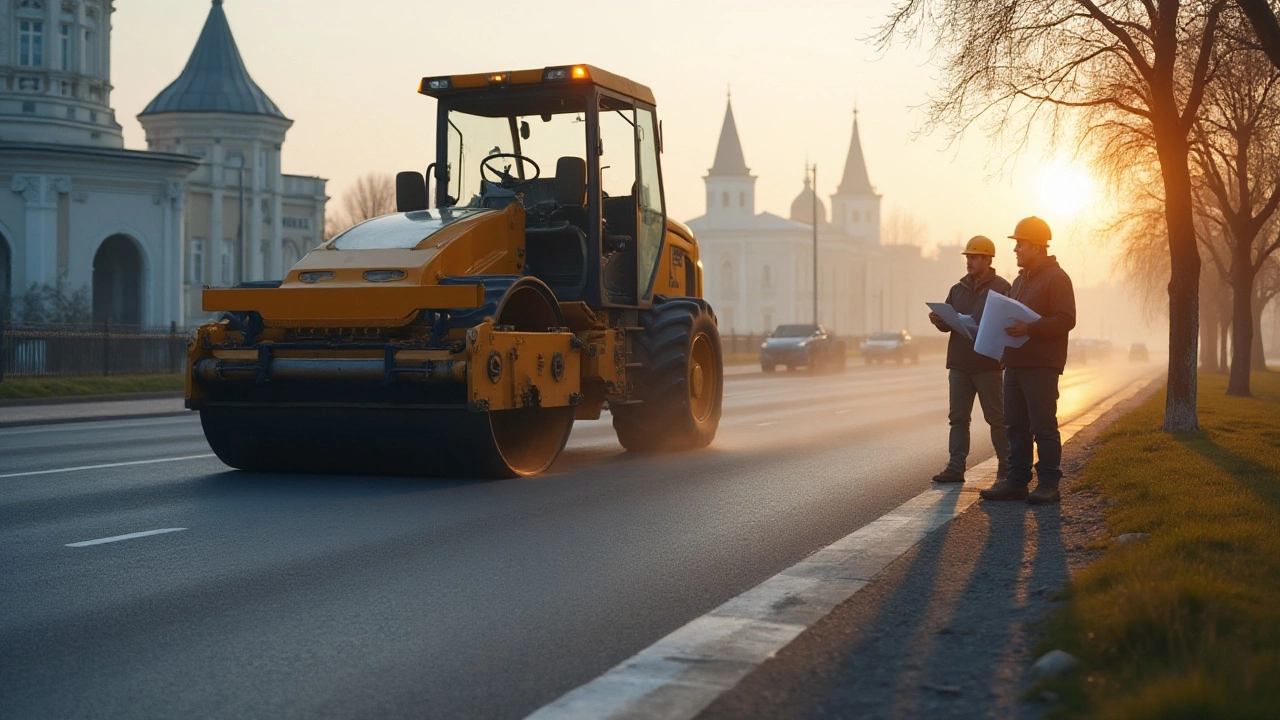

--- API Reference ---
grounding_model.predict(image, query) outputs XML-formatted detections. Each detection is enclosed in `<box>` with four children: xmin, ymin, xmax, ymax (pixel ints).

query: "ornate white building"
<box><xmin>0</xmin><ymin>0</ymin><xmax>326</xmax><ymax>326</ymax></box>
<box><xmin>687</xmin><ymin>99</ymin><xmax>947</xmax><ymax>337</ymax></box>
<box><xmin>0</xmin><ymin>0</ymin><xmax>197</xmax><ymax>325</ymax></box>
<box><xmin>139</xmin><ymin>0</ymin><xmax>327</xmax><ymax>327</ymax></box>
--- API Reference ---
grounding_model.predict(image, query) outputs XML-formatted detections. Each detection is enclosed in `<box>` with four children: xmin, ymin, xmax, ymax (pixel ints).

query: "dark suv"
<box><xmin>859</xmin><ymin>330</ymin><xmax>919</xmax><ymax>364</ymax></box>
<box><xmin>760</xmin><ymin>324</ymin><xmax>847</xmax><ymax>372</ymax></box>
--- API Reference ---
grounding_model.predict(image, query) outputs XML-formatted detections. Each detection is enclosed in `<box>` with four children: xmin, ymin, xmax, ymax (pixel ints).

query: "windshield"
<box><xmin>443</xmin><ymin>99</ymin><xmax>588</xmax><ymax>209</ymax></box>
<box><xmin>331</xmin><ymin>208</ymin><xmax>489</xmax><ymax>250</ymax></box>
<box><xmin>773</xmin><ymin>325</ymin><xmax>818</xmax><ymax>338</ymax></box>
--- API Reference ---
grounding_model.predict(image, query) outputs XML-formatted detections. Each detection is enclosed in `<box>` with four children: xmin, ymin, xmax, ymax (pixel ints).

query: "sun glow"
<box><xmin>1038</xmin><ymin>163</ymin><xmax>1094</xmax><ymax>219</ymax></box>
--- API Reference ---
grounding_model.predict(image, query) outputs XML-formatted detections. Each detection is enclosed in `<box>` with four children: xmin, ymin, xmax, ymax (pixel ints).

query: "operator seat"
<box><xmin>523</xmin><ymin>156</ymin><xmax>588</xmax><ymax>300</ymax></box>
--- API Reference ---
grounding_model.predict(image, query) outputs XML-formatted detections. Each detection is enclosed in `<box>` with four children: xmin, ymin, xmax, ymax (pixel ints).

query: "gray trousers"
<box><xmin>948</xmin><ymin>368</ymin><xmax>1010</xmax><ymax>473</ymax></box>
<box><xmin>1004</xmin><ymin>366</ymin><xmax>1062</xmax><ymax>487</ymax></box>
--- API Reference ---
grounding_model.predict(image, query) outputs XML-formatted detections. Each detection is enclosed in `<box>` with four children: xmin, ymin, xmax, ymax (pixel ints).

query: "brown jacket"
<box><xmin>937</xmin><ymin>268</ymin><xmax>1011</xmax><ymax>372</ymax></box>
<box><xmin>1004</xmin><ymin>257</ymin><xmax>1076</xmax><ymax>372</ymax></box>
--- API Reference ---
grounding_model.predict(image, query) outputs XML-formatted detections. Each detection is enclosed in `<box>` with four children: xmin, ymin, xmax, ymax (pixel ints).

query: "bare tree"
<box><xmin>879</xmin><ymin>0</ymin><xmax>1227</xmax><ymax>431</ymax></box>
<box><xmin>1238</xmin><ymin>0</ymin><xmax>1280</xmax><ymax>68</ymax></box>
<box><xmin>1189</xmin><ymin>25</ymin><xmax>1280</xmax><ymax>394</ymax></box>
<box><xmin>327</xmin><ymin>173</ymin><xmax>396</xmax><ymax>237</ymax></box>
<box><xmin>883</xmin><ymin>206</ymin><xmax>930</xmax><ymax>247</ymax></box>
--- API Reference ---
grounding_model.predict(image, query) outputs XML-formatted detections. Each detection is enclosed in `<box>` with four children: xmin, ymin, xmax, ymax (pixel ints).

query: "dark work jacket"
<box><xmin>937</xmin><ymin>269</ymin><xmax>1011</xmax><ymax>372</ymax></box>
<box><xmin>1004</xmin><ymin>257</ymin><xmax>1076</xmax><ymax>372</ymax></box>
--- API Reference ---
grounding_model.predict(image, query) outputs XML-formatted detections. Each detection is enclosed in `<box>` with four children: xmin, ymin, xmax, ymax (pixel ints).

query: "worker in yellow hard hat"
<box><xmin>927</xmin><ymin>235</ymin><xmax>1012</xmax><ymax>484</ymax></box>
<box><xmin>980</xmin><ymin>216</ymin><xmax>1077</xmax><ymax>506</ymax></box>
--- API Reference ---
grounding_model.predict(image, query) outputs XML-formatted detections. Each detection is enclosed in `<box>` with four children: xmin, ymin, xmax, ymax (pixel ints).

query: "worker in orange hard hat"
<box><xmin>980</xmin><ymin>216</ymin><xmax>1076</xmax><ymax>506</ymax></box>
<box><xmin>927</xmin><ymin>235</ymin><xmax>1011</xmax><ymax>484</ymax></box>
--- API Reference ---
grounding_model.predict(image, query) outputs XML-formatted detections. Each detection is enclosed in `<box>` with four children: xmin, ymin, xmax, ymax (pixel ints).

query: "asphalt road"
<box><xmin>0</xmin><ymin>356</ymin><xmax>1159</xmax><ymax>719</ymax></box>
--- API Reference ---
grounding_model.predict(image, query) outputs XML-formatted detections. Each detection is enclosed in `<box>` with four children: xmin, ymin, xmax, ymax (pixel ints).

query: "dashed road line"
<box><xmin>0</xmin><ymin>454</ymin><xmax>217</xmax><ymax>479</ymax></box>
<box><xmin>66</xmin><ymin>527</ymin><xmax>188</xmax><ymax>547</ymax></box>
<box><xmin>526</xmin><ymin>371</ymin><xmax>1160</xmax><ymax>720</ymax></box>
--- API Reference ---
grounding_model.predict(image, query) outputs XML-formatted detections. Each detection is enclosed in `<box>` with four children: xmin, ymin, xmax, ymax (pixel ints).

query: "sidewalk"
<box><xmin>0</xmin><ymin>393</ymin><xmax>188</xmax><ymax>428</ymax></box>
<box><xmin>694</xmin><ymin>377</ymin><xmax>1164</xmax><ymax>719</ymax></box>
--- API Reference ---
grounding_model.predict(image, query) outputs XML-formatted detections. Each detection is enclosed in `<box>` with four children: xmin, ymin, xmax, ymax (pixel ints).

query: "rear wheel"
<box><xmin>612</xmin><ymin>296</ymin><xmax>723</xmax><ymax>452</ymax></box>
<box><xmin>762</xmin><ymin>363</ymin><xmax>776</xmax><ymax>373</ymax></box>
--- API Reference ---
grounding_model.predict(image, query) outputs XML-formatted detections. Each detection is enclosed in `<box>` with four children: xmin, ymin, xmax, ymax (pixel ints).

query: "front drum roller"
<box><xmin>199</xmin><ymin>276</ymin><xmax>575</xmax><ymax>478</ymax></box>
<box><xmin>612</xmin><ymin>296</ymin><xmax>723</xmax><ymax>452</ymax></box>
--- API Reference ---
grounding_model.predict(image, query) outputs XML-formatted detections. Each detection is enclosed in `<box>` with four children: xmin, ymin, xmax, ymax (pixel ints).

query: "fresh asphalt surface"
<box><xmin>0</xmin><ymin>356</ymin><xmax>1157</xmax><ymax>719</ymax></box>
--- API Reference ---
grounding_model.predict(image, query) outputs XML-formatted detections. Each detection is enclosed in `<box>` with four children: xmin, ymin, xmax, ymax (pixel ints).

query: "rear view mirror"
<box><xmin>395</xmin><ymin>171</ymin><xmax>428</xmax><ymax>212</ymax></box>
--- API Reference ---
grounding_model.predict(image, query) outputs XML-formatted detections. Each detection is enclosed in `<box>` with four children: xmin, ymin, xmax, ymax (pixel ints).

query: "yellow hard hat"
<box><xmin>961</xmin><ymin>235</ymin><xmax>995</xmax><ymax>257</ymax></box>
<box><xmin>1009</xmin><ymin>216</ymin><xmax>1052</xmax><ymax>245</ymax></box>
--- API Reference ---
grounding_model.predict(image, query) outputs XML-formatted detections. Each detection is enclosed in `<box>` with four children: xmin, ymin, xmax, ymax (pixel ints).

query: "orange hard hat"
<box><xmin>1009</xmin><ymin>216</ymin><xmax>1052</xmax><ymax>245</ymax></box>
<box><xmin>961</xmin><ymin>235</ymin><xmax>995</xmax><ymax>257</ymax></box>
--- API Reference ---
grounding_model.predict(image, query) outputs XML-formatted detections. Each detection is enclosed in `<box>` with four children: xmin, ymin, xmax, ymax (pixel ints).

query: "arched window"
<box><xmin>762</xmin><ymin>265</ymin><xmax>772</xmax><ymax>290</ymax></box>
<box><xmin>722</xmin><ymin>191</ymin><xmax>730</xmax><ymax>207</ymax></box>
<box><xmin>720</xmin><ymin>258</ymin><xmax>735</xmax><ymax>295</ymax></box>
<box><xmin>853</xmin><ymin>210</ymin><xmax>861</xmax><ymax>223</ymax></box>
<box><xmin>739</xmin><ymin>191</ymin><xmax>745</xmax><ymax>207</ymax></box>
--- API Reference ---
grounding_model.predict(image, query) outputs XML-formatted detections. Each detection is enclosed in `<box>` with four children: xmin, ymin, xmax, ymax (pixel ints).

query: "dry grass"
<box><xmin>1038</xmin><ymin>372</ymin><xmax>1280</xmax><ymax>718</ymax></box>
<box><xmin>0</xmin><ymin>374</ymin><xmax>184</xmax><ymax>400</ymax></box>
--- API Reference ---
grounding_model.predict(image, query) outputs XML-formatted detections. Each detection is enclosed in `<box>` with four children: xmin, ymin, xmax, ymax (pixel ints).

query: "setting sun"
<box><xmin>1039</xmin><ymin>163</ymin><xmax>1094</xmax><ymax>218</ymax></box>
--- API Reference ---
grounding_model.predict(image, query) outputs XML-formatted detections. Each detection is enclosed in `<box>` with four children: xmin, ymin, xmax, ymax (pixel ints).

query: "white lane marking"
<box><xmin>526</xmin><ymin>371</ymin><xmax>1162</xmax><ymax>720</ymax></box>
<box><xmin>0</xmin><ymin>454</ymin><xmax>216</xmax><ymax>479</ymax></box>
<box><xmin>66</xmin><ymin>527</ymin><xmax>188</xmax><ymax>547</ymax></box>
<box><xmin>834</xmin><ymin>409</ymin><xmax>853</xmax><ymax>415</ymax></box>
<box><xmin>755</xmin><ymin>422</ymin><xmax>775</xmax><ymax>427</ymax></box>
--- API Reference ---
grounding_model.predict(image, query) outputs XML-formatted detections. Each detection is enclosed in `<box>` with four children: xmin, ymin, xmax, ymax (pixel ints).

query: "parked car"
<box><xmin>760</xmin><ymin>324</ymin><xmax>847</xmax><ymax>372</ymax></box>
<box><xmin>860</xmin><ymin>330</ymin><xmax>919</xmax><ymax>364</ymax></box>
<box><xmin>1128</xmin><ymin>342</ymin><xmax>1149</xmax><ymax>362</ymax></box>
<box><xmin>1069</xmin><ymin>338</ymin><xmax>1115</xmax><ymax>364</ymax></box>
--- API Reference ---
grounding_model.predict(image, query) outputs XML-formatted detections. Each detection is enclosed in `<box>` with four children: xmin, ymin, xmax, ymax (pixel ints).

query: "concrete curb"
<box><xmin>0</xmin><ymin>410</ymin><xmax>190</xmax><ymax>430</ymax></box>
<box><xmin>0</xmin><ymin>390</ymin><xmax>184</xmax><ymax>408</ymax></box>
<box><xmin>526</xmin><ymin>371</ymin><xmax>1164</xmax><ymax>720</ymax></box>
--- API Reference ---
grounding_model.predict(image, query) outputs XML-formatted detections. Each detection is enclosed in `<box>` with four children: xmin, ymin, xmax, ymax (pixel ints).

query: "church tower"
<box><xmin>703</xmin><ymin>95</ymin><xmax>755</xmax><ymax>229</ymax></box>
<box><xmin>829</xmin><ymin>110</ymin><xmax>881</xmax><ymax>245</ymax></box>
<box><xmin>0</xmin><ymin>0</ymin><xmax>123</xmax><ymax>147</ymax></box>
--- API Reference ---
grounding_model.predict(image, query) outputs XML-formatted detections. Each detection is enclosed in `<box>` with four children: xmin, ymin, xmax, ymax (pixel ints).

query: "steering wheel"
<box><xmin>481</xmin><ymin>153</ymin><xmax>541</xmax><ymax>189</ymax></box>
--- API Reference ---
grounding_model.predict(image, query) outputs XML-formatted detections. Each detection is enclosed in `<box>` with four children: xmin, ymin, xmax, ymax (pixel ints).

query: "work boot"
<box><xmin>980</xmin><ymin>479</ymin><xmax>1029</xmax><ymax>502</ymax></box>
<box><xmin>932</xmin><ymin>467</ymin><xmax>966</xmax><ymax>483</ymax></box>
<box><xmin>1026</xmin><ymin>484</ymin><xmax>1061</xmax><ymax>505</ymax></box>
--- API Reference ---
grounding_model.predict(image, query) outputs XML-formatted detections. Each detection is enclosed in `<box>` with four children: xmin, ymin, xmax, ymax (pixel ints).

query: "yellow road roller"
<box><xmin>186</xmin><ymin>64</ymin><xmax>723</xmax><ymax>477</ymax></box>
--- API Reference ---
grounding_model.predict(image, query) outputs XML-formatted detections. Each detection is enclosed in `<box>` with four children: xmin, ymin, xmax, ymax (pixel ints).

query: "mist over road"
<box><xmin>0</xmin><ymin>358</ymin><xmax>1158</xmax><ymax>719</ymax></box>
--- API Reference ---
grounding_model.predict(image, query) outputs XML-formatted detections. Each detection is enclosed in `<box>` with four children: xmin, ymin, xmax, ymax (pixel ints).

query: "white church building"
<box><xmin>0</xmin><ymin>0</ymin><xmax>326</xmax><ymax>327</ymax></box>
<box><xmin>687</xmin><ymin>99</ymin><xmax>948</xmax><ymax>337</ymax></box>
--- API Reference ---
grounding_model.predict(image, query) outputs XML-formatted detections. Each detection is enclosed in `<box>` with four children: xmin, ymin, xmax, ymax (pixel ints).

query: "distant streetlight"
<box><xmin>810</xmin><ymin>163</ymin><xmax>818</xmax><ymax>325</ymax></box>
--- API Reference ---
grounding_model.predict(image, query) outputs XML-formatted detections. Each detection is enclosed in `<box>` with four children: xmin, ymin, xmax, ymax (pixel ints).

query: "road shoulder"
<box><xmin>694</xmin><ymin>375</ymin><xmax>1163</xmax><ymax>719</ymax></box>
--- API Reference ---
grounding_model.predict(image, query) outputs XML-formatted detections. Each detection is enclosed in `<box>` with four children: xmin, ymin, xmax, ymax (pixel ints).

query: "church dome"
<box><xmin>790</xmin><ymin>175</ymin><xmax>827</xmax><ymax>225</ymax></box>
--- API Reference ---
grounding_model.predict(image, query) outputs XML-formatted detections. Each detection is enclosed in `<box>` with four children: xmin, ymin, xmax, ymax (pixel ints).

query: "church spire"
<box><xmin>140</xmin><ymin>0</ymin><xmax>287</xmax><ymax>119</ymax></box>
<box><xmin>835</xmin><ymin>110</ymin><xmax>873</xmax><ymax>195</ymax></box>
<box><xmin>707</xmin><ymin>96</ymin><xmax>751</xmax><ymax>177</ymax></box>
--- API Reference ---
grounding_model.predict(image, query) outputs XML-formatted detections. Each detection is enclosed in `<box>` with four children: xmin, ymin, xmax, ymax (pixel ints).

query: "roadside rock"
<box><xmin>1116</xmin><ymin>533</ymin><xmax>1149</xmax><ymax>545</ymax></box>
<box><xmin>1031</xmin><ymin>650</ymin><xmax>1080</xmax><ymax>679</ymax></box>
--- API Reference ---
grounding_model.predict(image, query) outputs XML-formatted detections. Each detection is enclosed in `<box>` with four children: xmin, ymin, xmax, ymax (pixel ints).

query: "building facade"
<box><xmin>687</xmin><ymin>99</ymin><xmax>947</xmax><ymax>337</ymax></box>
<box><xmin>0</xmin><ymin>0</ymin><xmax>197</xmax><ymax>325</ymax></box>
<box><xmin>0</xmin><ymin>0</ymin><xmax>326</xmax><ymax>327</ymax></box>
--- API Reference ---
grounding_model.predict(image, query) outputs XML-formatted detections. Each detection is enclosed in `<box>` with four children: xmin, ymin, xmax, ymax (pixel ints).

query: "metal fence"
<box><xmin>0</xmin><ymin>322</ymin><xmax>186</xmax><ymax>379</ymax></box>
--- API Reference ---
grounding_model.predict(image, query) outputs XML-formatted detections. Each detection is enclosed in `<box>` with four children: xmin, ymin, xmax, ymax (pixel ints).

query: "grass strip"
<box><xmin>0</xmin><ymin>374</ymin><xmax>184</xmax><ymax>400</ymax></box>
<box><xmin>1037</xmin><ymin>372</ymin><xmax>1280</xmax><ymax>719</ymax></box>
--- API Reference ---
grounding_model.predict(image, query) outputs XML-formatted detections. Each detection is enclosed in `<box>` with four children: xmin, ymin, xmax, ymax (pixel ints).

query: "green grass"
<box><xmin>1037</xmin><ymin>372</ymin><xmax>1280</xmax><ymax>719</ymax></box>
<box><xmin>0</xmin><ymin>374</ymin><xmax>184</xmax><ymax>400</ymax></box>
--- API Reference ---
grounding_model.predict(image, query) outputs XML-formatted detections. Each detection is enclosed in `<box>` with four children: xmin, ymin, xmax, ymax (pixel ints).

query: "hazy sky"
<box><xmin>111</xmin><ymin>0</ymin><xmax>1118</xmax><ymax>286</ymax></box>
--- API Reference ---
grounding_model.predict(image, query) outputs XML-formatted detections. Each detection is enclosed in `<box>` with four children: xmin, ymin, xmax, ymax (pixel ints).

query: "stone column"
<box><xmin>10</xmin><ymin>175</ymin><xmax>70</xmax><ymax>289</ymax></box>
<box><xmin>161</xmin><ymin>180</ymin><xmax>184</xmax><ymax>326</ymax></box>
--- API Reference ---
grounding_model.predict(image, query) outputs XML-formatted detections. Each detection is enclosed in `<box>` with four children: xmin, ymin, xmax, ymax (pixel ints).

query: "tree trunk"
<box><xmin>1227</xmin><ymin>257</ymin><xmax>1256</xmax><ymax>396</ymax></box>
<box><xmin>1155</xmin><ymin>121</ymin><xmax>1201</xmax><ymax>431</ymax></box>
<box><xmin>1200</xmin><ymin>288</ymin><xmax>1219</xmax><ymax>372</ymax></box>
<box><xmin>1251</xmin><ymin>288</ymin><xmax>1268</xmax><ymax>371</ymax></box>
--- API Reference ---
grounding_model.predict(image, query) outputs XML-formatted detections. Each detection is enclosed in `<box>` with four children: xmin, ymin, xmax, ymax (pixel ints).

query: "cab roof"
<box><xmin>417</xmin><ymin>64</ymin><xmax>656</xmax><ymax>106</ymax></box>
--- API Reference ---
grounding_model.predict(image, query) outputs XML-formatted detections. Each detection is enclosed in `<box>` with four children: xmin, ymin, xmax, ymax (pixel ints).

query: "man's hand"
<box><xmin>1005</xmin><ymin>320</ymin><xmax>1030</xmax><ymax>337</ymax></box>
<box><xmin>928</xmin><ymin>311</ymin><xmax>945</xmax><ymax>330</ymax></box>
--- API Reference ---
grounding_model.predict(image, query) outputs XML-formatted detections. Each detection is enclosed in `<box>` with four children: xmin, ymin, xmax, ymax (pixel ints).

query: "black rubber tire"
<box><xmin>612</xmin><ymin>296</ymin><xmax>723</xmax><ymax>452</ymax></box>
<box><xmin>762</xmin><ymin>364</ymin><xmax>776</xmax><ymax>373</ymax></box>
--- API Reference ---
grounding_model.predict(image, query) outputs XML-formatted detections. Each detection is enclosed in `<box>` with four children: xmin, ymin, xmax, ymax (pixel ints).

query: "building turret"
<box><xmin>0</xmin><ymin>0</ymin><xmax>122</xmax><ymax>146</ymax></box>
<box><xmin>703</xmin><ymin>96</ymin><xmax>756</xmax><ymax>228</ymax></box>
<box><xmin>789</xmin><ymin>170</ymin><xmax>827</xmax><ymax>226</ymax></box>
